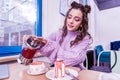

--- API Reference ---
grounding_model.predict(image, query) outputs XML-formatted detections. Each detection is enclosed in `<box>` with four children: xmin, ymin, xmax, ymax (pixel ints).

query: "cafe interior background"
<box><xmin>0</xmin><ymin>0</ymin><xmax>120</xmax><ymax>73</ymax></box>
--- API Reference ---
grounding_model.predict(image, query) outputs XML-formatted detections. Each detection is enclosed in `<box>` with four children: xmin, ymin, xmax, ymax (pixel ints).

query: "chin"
<box><xmin>68</xmin><ymin>29</ymin><xmax>73</xmax><ymax>31</ymax></box>
<box><xmin>68</xmin><ymin>28</ymin><xmax>76</xmax><ymax>31</ymax></box>
<box><xmin>67</xmin><ymin>27</ymin><xmax>73</xmax><ymax>31</ymax></box>
<box><xmin>67</xmin><ymin>27</ymin><xmax>77</xmax><ymax>31</ymax></box>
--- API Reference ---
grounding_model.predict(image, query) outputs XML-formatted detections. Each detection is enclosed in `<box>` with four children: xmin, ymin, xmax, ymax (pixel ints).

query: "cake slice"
<box><xmin>54</xmin><ymin>60</ymin><xmax>65</xmax><ymax>78</ymax></box>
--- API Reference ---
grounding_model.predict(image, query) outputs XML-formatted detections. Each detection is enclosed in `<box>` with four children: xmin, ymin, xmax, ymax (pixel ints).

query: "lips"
<box><xmin>68</xmin><ymin>24</ymin><xmax>74</xmax><ymax>28</ymax></box>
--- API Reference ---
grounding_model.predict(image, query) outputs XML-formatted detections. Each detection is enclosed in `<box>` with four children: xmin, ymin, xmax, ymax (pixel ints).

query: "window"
<box><xmin>0</xmin><ymin>0</ymin><xmax>42</xmax><ymax>56</ymax></box>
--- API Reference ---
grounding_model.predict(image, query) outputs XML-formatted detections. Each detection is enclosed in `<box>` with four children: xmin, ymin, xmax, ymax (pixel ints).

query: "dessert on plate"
<box><xmin>54</xmin><ymin>60</ymin><xmax>65</xmax><ymax>78</ymax></box>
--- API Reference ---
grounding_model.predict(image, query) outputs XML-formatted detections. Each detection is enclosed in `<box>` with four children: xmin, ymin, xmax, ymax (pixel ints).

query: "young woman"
<box><xmin>23</xmin><ymin>1</ymin><xmax>92</xmax><ymax>70</ymax></box>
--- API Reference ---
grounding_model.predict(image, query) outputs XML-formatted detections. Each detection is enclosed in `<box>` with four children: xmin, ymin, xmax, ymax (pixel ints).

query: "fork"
<box><xmin>66</xmin><ymin>70</ymin><xmax>79</xmax><ymax>80</ymax></box>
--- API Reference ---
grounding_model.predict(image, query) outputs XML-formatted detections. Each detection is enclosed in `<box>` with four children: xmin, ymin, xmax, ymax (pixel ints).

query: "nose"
<box><xmin>70</xmin><ymin>19</ymin><xmax>74</xmax><ymax>24</ymax></box>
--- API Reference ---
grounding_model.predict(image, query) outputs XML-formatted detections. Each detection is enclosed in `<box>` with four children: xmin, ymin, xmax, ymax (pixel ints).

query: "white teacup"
<box><xmin>28</xmin><ymin>61</ymin><xmax>46</xmax><ymax>74</ymax></box>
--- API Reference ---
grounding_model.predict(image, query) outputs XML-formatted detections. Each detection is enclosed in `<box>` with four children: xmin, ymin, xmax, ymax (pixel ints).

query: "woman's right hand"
<box><xmin>22</xmin><ymin>35</ymin><xmax>47</xmax><ymax>45</ymax></box>
<box><xmin>37</xmin><ymin>37</ymin><xmax>47</xmax><ymax>45</ymax></box>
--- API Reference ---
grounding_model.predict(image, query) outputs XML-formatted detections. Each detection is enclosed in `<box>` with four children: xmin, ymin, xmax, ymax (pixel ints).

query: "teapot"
<box><xmin>17</xmin><ymin>36</ymin><xmax>45</xmax><ymax>65</ymax></box>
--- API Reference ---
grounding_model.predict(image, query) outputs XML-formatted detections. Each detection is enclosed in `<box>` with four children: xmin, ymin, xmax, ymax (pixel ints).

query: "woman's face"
<box><xmin>66</xmin><ymin>9</ymin><xmax>83</xmax><ymax>31</ymax></box>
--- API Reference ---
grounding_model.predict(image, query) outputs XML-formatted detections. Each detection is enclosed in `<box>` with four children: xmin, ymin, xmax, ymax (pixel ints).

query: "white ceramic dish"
<box><xmin>45</xmin><ymin>68</ymin><xmax>78</xmax><ymax>80</ymax></box>
<box><xmin>27</xmin><ymin>68</ymin><xmax>48</xmax><ymax>75</ymax></box>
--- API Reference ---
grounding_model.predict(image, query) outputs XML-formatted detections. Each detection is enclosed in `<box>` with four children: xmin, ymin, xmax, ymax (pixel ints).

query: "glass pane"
<box><xmin>0</xmin><ymin>0</ymin><xmax>37</xmax><ymax>46</ymax></box>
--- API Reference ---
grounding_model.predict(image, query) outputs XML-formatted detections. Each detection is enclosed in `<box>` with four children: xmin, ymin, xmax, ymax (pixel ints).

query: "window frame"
<box><xmin>0</xmin><ymin>0</ymin><xmax>42</xmax><ymax>57</ymax></box>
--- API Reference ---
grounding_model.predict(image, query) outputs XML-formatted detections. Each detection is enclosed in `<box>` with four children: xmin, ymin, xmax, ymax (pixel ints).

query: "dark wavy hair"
<box><xmin>59</xmin><ymin>1</ymin><xmax>92</xmax><ymax>47</ymax></box>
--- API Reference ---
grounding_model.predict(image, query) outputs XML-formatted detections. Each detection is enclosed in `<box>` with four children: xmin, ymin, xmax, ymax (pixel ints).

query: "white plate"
<box><xmin>45</xmin><ymin>68</ymin><xmax>78</xmax><ymax>80</ymax></box>
<box><xmin>27</xmin><ymin>68</ymin><xmax>48</xmax><ymax>75</ymax></box>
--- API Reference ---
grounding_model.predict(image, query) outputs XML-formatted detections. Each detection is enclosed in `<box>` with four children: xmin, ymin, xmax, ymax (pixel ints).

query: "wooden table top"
<box><xmin>3</xmin><ymin>61</ymin><xmax>83</xmax><ymax>80</ymax></box>
<box><xmin>2</xmin><ymin>60</ymin><xmax>102</xmax><ymax>80</ymax></box>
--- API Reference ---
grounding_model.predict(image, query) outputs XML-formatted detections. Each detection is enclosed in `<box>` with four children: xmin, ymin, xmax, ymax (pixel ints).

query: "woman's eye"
<box><xmin>67</xmin><ymin>14</ymin><xmax>72</xmax><ymax>19</ymax></box>
<box><xmin>75</xmin><ymin>18</ymin><xmax>81</xmax><ymax>22</ymax></box>
<box><xmin>75</xmin><ymin>19</ymin><xmax>80</xmax><ymax>21</ymax></box>
<box><xmin>67</xmin><ymin>16</ymin><xmax>71</xmax><ymax>19</ymax></box>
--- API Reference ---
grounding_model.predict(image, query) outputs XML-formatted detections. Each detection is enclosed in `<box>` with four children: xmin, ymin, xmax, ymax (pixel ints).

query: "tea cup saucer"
<box><xmin>27</xmin><ymin>68</ymin><xmax>48</xmax><ymax>75</ymax></box>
